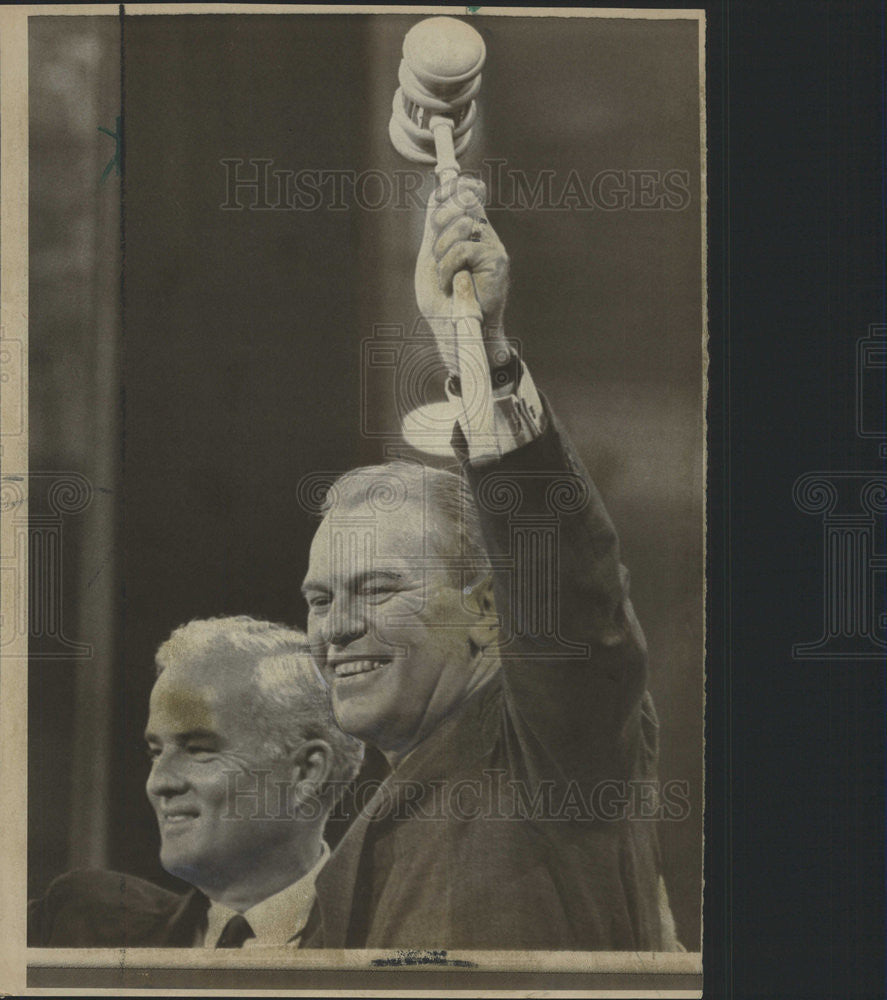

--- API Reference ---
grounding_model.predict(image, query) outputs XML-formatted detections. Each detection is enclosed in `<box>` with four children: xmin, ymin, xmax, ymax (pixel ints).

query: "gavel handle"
<box><xmin>430</xmin><ymin>115</ymin><xmax>497</xmax><ymax>460</ymax></box>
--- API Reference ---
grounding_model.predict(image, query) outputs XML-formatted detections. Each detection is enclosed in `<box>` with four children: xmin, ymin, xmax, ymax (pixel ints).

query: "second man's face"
<box><xmin>302</xmin><ymin>499</ymin><xmax>483</xmax><ymax>757</ymax></box>
<box><xmin>144</xmin><ymin>653</ymin><xmax>299</xmax><ymax>896</ymax></box>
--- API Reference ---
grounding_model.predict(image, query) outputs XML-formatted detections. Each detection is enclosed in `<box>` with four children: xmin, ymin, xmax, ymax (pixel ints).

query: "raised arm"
<box><xmin>416</xmin><ymin>177</ymin><xmax>649</xmax><ymax>784</ymax></box>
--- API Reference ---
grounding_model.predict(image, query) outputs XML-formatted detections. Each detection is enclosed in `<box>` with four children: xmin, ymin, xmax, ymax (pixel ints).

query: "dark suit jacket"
<box><xmin>28</xmin><ymin>869</ymin><xmax>207</xmax><ymax>947</ymax></box>
<box><xmin>304</xmin><ymin>408</ymin><xmax>669</xmax><ymax>950</ymax></box>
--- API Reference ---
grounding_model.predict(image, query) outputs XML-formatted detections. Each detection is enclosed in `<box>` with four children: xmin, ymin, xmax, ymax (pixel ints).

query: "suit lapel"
<box><xmin>312</xmin><ymin>682</ymin><xmax>501</xmax><ymax>947</ymax></box>
<box><xmin>312</xmin><ymin>806</ymin><xmax>376</xmax><ymax>946</ymax></box>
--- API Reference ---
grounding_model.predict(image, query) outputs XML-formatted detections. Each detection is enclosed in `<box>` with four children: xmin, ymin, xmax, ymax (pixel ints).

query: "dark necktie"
<box><xmin>215</xmin><ymin>913</ymin><xmax>255</xmax><ymax>948</ymax></box>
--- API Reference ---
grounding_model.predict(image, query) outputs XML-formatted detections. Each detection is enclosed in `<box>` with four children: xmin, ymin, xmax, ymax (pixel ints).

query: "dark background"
<box><xmin>703</xmin><ymin>2</ymin><xmax>886</xmax><ymax>999</ymax></box>
<box><xmin>25</xmin><ymin>3</ymin><xmax>887</xmax><ymax>997</ymax></box>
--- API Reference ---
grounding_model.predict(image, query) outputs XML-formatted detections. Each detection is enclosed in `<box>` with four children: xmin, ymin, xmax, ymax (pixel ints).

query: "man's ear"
<box><xmin>290</xmin><ymin>739</ymin><xmax>333</xmax><ymax>794</ymax></box>
<box><xmin>464</xmin><ymin>573</ymin><xmax>499</xmax><ymax>650</ymax></box>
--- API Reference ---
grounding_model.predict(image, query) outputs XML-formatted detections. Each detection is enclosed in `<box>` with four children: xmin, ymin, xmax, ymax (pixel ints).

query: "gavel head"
<box><xmin>389</xmin><ymin>16</ymin><xmax>486</xmax><ymax>165</ymax></box>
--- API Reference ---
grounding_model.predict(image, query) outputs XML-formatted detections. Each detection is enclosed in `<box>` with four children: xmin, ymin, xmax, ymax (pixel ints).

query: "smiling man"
<box><xmin>303</xmin><ymin>463</ymin><xmax>499</xmax><ymax>758</ymax></box>
<box><xmin>28</xmin><ymin>616</ymin><xmax>363</xmax><ymax>948</ymax></box>
<box><xmin>300</xmin><ymin>177</ymin><xmax>680</xmax><ymax>951</ymax></box>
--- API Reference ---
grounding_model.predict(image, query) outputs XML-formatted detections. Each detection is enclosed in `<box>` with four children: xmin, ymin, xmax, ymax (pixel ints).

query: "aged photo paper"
<box><xmin>1</xmin><ymin>4</ymin><xmax>706</xmax><ymax>995</ymax></box>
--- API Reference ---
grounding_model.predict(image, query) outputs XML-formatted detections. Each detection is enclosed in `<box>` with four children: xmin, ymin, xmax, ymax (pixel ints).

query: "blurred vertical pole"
<box><xmin>28</xmin><ymin>16</ymin><xmax>121</xmax><ymax>879</ymax></box>
<box><xmin>66</xmin><ymin>15</ymin><xmax>122</xmax><ymax>872</ymax></box>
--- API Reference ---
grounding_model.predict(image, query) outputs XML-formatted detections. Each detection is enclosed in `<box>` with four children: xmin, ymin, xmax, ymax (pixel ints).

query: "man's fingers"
<box><xmin>431</xmin><ymin>194</ymin><xmax>485</xmax><ymax>235</ymax></box>
<box><xmin>437</xmin><ymin>242</ymin><xmax>493</xmax><ymax>292</ymax></box>
<box><xmin>432</xmin><ymin>216</ymin><xmax>483</xmax><ymax>261</ymax></box>
<box><xmin>418</xmin><ymin>175</ymin><xmax>506</xmax><ymax>333</ymax></box>
<box><xmin>422</xmin><ymin>177</ymin><xmax>487</xmax><ymax>258</ymax></box>
<box><xmin>434</xmin><ymin>175</ymin><xmax>486</xmax><ymax>205</ymax></box>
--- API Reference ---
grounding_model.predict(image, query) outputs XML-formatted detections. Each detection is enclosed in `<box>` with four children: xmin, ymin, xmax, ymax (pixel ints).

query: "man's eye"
<box><xmin>306</xmin><ymin>594</ymin><xmax>331</xmax><ymax>611</ymax></box>
<box><xmin>186</xmin><ymin>746</ymin><xmax>215</xmax><ymax>757</ymax></box>
<box><xmin>361</xmin><ymin>585</ymin><xmax>399</xmax><ymax>603</ymax></box>
<box><xmin>145</xmin><ymin>747</ymin><xmax>161</xmax><ymax>762</ymax></box>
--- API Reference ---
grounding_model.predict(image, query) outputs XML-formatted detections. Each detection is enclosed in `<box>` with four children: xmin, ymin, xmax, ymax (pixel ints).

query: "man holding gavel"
<box><xmin>300</xmin><ymin>175</ymin><xmax>681</xmax><ymax>950</ymax></box>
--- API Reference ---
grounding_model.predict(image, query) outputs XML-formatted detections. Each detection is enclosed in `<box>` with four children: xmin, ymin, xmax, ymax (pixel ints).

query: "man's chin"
<box><xmin>159</xmin><ymin>850</ymin><xmax>184</xmax><ymax>876</ymax></box>
<box><xmin>332</xmin><ymin>697</ymin><xmax>394</xmax><ymax>747</ymax></box>
<box><xmin>332</xmin><ymin>678</ymin><xmax>384</xmax><ymax>730</ymax></box>
<box><xmin>159</xmin><ymin>844</ymin><xmax>200</xmax><ymax>882</ymax></box>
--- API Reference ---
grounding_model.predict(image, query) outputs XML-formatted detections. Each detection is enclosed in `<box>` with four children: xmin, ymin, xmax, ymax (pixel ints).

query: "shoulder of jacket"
<box><xmin>41</xmin><ymin>868</ymin><xmax>185</xmax><ymax>915</ymax></box>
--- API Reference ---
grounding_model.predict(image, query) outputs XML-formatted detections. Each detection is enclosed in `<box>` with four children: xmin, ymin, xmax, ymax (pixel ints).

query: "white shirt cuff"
<box><xmin>444</xmin><ymin>355</ymin><xmax>546</xmax><ymax>464</ymax></box>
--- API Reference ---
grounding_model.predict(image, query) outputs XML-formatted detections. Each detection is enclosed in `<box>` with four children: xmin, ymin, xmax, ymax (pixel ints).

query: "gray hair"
<box><xmin>321</xmin><ymin>460</ymin><xmax>491</xmax><ymax>585</ymax></box>
<box><xmin>154</xmin><ymin>615</ymin><xmax>364</xmax><ymax>802</ymax></box>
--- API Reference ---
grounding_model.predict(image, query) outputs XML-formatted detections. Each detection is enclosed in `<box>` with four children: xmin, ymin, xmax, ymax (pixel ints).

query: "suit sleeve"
<box><xmin>463</xmin><ymin>398</ymin><xmax>649</xmax><ymax>788</ymax></box>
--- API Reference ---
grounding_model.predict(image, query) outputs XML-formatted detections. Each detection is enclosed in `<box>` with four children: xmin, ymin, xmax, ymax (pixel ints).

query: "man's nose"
<box><xmin>146</xmin><ymin>752</ymin><xmax>189</xmax><ymax>799</ymax></box>
<box><xmin>323</xmin><ymin>597</ymin><xmax>367</xmax><ymax>647</ymax></box>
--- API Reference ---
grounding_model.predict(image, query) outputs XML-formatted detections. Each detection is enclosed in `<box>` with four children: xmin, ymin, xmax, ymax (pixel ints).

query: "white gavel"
<box><xmin>388</xmin><ymin>16</ymin><xmax>497</xmax><ymax>459</ymax></box>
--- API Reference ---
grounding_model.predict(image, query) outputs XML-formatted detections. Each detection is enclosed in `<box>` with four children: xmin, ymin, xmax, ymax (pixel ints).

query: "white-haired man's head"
<box><xmin>153</xmin><ymin>615</ymin><xmax>363</xmax><ymax>787</ymax></box>
<box><xmin>146</xmin><ymin>615</ymin><xmax>363</xmax><ymax>909</ymax></box>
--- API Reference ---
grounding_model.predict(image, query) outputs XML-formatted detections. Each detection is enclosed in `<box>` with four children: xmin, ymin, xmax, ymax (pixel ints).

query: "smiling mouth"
<box><xmin>332</xmin><ymin>658</ymin><xmax>391</xmax><ymax>679</ymax></box>
<box><xmin>163</xmin><ymin>813</ymin><xmax>198</xmax><ymax>824</ymax></box>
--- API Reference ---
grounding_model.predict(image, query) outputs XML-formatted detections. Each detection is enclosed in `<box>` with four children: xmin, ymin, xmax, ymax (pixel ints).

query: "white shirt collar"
<box><xmin>204</xmin><ymin>842</ymin><xmax>329</xmax><ymax>948</ymax></box>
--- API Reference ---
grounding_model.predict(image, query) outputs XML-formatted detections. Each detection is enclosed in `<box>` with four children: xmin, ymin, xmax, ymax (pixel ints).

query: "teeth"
<box><xmin>334</xmin><ymin>659</ymin><xmax>387</xmax><ymax>678</ymax></box>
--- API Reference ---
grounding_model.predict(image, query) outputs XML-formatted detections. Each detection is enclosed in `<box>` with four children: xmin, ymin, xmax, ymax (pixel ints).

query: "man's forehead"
<box><xmin>148</xmin><ymin>651</ymin><xmax>255</xmax><ymax>726</ymax></box>
<box><xmin>310</xmin><ymin>500</ymin><xmax>437</xmax><ymax>563</ymax></box>
<box><xmin>148</xmin><ymin>672</ymin><xmax>218</xmax><ymax>733</ymax></box>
